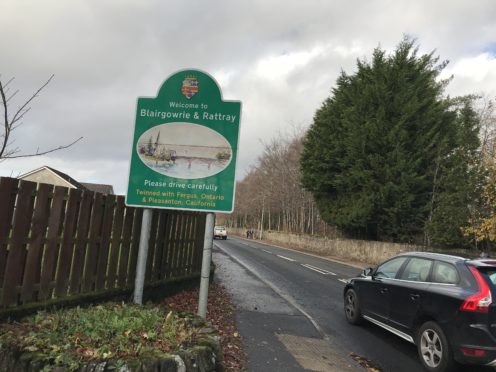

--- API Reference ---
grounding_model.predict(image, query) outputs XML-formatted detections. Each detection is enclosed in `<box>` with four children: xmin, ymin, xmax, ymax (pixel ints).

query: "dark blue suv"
<box><xmin>344</xmin><ymin>252</ymin><xmax>496</xmax><ymax>371</ymax></box>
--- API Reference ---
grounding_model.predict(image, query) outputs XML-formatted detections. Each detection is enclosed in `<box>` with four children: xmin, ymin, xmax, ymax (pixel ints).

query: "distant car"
<box><xmin>214</xmin><ymin>226</ymin><xmax>227</xmax><ymax>240</ymax></box>
<box><xmin>343</xmin><ymin>252</ymin><xmax>496</xmax><ymax>371</ymax></box>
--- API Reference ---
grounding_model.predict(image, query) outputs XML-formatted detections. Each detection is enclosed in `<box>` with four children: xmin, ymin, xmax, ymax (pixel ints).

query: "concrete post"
<box><xmin>198</xmin><ymin>212</ymin><xmax>215</xmax><ymax>318</ymax></box>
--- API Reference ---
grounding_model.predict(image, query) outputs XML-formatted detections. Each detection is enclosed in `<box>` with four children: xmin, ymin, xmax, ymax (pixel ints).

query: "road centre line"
<box><xmin>277</xmin><ymin>254</ymin><xmax>296</xmax><ymax>262</ymax></box>
<box><xmin>240</xmin><ymin>240</ymin><xmax>342</xmax><ymax>278</ymax></box>
<box><xmin>301</xmin><ymin>264</ymin><xmax>336</xmax><ymax>276</ymax></box>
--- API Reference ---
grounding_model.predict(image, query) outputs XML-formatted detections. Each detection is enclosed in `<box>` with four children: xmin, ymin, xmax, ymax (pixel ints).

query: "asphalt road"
<box><xmin>212</xmin><ymin>236</ymin><xmax>495</xmax><ymax>372</ymax></box>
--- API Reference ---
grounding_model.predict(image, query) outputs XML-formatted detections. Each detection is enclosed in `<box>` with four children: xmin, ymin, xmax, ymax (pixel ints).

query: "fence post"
<box><xmin>198</xmin><ymin>212</ymin><xmax>215</xmax><ymax>318</ymax></box>
<box><xmin>134</xmin><ymin>208</ymin><xmax>153</xmax><ymax>305</ymax></box>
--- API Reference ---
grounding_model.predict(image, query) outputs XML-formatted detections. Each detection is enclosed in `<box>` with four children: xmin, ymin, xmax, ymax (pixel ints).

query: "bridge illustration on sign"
<box><xmin>136</xmin><ymin>123</ymin><xmax>232</xmax><ymax>179</ymax></box>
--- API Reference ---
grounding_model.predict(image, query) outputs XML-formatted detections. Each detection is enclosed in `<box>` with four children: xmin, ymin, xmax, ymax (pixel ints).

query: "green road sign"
<box><xmin>125</xmin><ymin>69</ymin><xmax>242</xmax><ymax>213</ymax></box>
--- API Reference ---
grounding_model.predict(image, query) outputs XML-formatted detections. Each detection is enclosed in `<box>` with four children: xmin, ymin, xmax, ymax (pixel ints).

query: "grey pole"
<box><xmin>198</xmin><ymin>212</ymin><xmax>215</xmax><ymax>318</ymax></box>
<box><xmin>133</xmin><ymin>208</ymin><xmax>153</xmax><ymax>305</ymax></box>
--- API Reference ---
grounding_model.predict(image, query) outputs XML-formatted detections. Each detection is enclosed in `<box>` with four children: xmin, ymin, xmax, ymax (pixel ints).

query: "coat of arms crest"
<box><xmin>181</xmin><ymin>76</ymin><xmax>199</xmax><ymax>99</ymax></box>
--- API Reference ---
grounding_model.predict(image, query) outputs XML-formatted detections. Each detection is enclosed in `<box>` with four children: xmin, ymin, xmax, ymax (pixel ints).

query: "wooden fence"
<box><xmin>0</xmin><ymin>177</ymin><xmax>206</xmax><ymax>308</ymax></box>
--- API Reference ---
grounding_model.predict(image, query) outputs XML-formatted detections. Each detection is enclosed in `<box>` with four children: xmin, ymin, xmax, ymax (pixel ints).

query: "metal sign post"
<box><xmin>133</xmin><ymin>208</ymin><xmax>152</xmax><ymax>304</ymax></box>
<box><xmin>198</xmin><ymin>212</ymin><xmax>215</xmax><ymax>318</ymax></box>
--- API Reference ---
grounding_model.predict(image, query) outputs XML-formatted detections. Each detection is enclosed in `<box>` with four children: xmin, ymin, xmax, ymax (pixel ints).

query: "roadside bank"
<box><xmin>228</xmin><ymin>228</ymin><xmax>474</xmax><ymax>266</ymax></box>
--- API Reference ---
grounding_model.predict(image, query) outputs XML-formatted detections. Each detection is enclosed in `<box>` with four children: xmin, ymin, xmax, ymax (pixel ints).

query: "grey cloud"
<box><xmin>1</xmin><ymin>0</ymin><xmax>496</xmax><ymax>192</ymax></box>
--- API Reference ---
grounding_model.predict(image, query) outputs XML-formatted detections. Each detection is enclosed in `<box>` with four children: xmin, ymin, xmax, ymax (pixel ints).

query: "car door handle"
<box><xmin>380</xmin><ymin>288</ymin><xmax>389</xmax><ymax>294</ymax></box>
<box><xmin>410</xmin><ymin>293</ymin><xmax>420</xmax><ymax>300</ymax></box>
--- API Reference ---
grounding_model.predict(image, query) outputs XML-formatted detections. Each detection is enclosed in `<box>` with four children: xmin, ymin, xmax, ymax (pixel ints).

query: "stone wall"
<box><xmin>229</xmin><ymin>228</ymin><xmax>473</xmax><ymax>266</ymax></box>
<box><xmin>0</xmin><ymin>326</ymin><xmax>222</xmax><ymax>372</ymax></box>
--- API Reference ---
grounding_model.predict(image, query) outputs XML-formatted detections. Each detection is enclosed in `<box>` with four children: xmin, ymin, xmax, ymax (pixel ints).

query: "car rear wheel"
<box><xmin>344</xmin><ymin>288</ymin><xmax>363</xmax><ymax>324</ymax></box>
<box><xmin>417</xmin><ymin>321</ymin><xmax>457</xmax><ymax>372</ymax></box>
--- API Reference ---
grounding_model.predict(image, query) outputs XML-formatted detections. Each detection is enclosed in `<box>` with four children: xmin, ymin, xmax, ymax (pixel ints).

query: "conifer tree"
<box><xmin>425</xmin><ymin>98</ymin><xmax>483</xmax><ymax>247</ymax></box>
<box><xmin>301</xmin><ymin>38</ymin><xmax>482</xmax><ymax>244</ymax></box>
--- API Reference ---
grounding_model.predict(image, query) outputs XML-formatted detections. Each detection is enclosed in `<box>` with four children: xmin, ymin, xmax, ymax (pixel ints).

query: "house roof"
<box><xmin>18</xmin><ymin>166</ymin><xmax>114</xmax><ymax>195</ymax></box>
<box><xmin>18</xmin><ymin>166</ymin><xmax>85</xmax><ymax>189</ymax></box>
<box><xmin>81</xmin><ymin>182</ymin><xmax>114</xmax><ymax>195</ymax></box>
<box><xmin>46</xmin><ymin>166</ymin><xmax>87</xmax><ymax>189</ymax></box>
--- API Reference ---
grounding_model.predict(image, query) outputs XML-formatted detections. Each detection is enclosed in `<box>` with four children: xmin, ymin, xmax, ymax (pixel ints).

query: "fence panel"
<box><xmin>161</xmin><ymin>210</ymin><xmax>175</xmax><ymax>280</ymax></box>
<box><xmin>83</xmin><ymin>192</ymin><xmax>102</xmax><ymax>292</ymax></box>
<box><xmin>39</xmin><ymin>186</ymin><xmax>67</xmax><ymax>299</ymax></box>
<box><xmin>95</xmin><ymin>195</ymin><xmax>115</xmax><ymax>291</ymax></box>
<box><xmin>177</xmin><ymin>213</ymin><xmax>192</xmax><ymax>276</ymax></box>
<box><xmin>145</xmin><ymin>211</ymin><xmax>159</xmax><ymax>282</ymax></box>
<box><xmin>1</xmin><ymin>181</ymin><xmax>36</xmax><ymax>305</ymax></box>
<box><xmin>193</xmin><ymin>215</ymin><xmax>203</xmax><ymax>273</ymax></box>
<box><xmin>107</xmin><ymin>197</ymin><xmax>125</xmax><ymax>290</ymax></box>
<box><xmin>169</xmin><ymin>213</ymin><xmax>182</xmax><ymax>277</ymax></box>
<box><xmin>69</xmin><ymin>191</ymin><xmax>92</xmax><ymax>294</ymax></box>
<box><xmin>20</xmin><ymin>183</ymin><xmax>52</xmax><ymax>302</ymax></box>
<box><xmin>117</xmin><ymin>206</ymin><xmax>135</xmax><ymax>288</ymax></box>
<box><xmin>152</xmin><ymin>212</ymin><xmax>168</xmax><ymax>281</ymax></box>
<box><xmin>127</xmin><ymin>208</ymin><xmax>143</xmax><ymax>287</ymax></box>
<box><xmin>185</xmin><ymin>214</ymin><xmax>198</xmax><ymax>275</ymax></box>
<box><xmin>0</xmin><ymin>177</ymin><xmax>208</xmax><ymax>309</ymax></box>
<box><xmin>0</xmin><ymin>178</ymin><xmax>17</xmax><ymax>287</ymax></box>
<box><xmin>55</xmin><ymin>188</ymin><xmax>81</xmax><ymax>297</ymax></box>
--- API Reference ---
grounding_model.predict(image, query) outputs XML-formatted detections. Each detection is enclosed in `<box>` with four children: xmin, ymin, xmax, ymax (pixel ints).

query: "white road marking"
<box><xmin>338</xmin><ymin>279</ymin><xmax>349</xmax><ymax>284</ymax></box>
<box><xmin>263</xmin><ymin>249</ymin><xmax>272</xmax><ymax>254</ymax></box>
<box><xmin>277</xmin><ymin>254</ymin><xmax>296</xmax><ymax>262</ymax></box>
<box><xmin>216</xmin><ymin>245</ymin><xmax>328</xmax><ymax>339</ymax></box>
<box><xmin>301</xmin><ymin>264</ymin><xmax>336</xmax><ymax>275</ymax></box>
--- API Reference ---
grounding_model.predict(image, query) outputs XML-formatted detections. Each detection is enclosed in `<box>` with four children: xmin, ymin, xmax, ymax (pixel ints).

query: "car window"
<box><xmin>477</xmin><ymin>268</ymin><xmax>496</xmax><ymax>286</ymax></box>
<box><xmin>432</xmin><ymin>262</ymin><xmax>459</xmax><ymax>284</ymax></box>
<box><xmin>399</xmin><ymin>258</ymin><xmax>433</xmax><ymax>282</ymax></box>
<box><xmin>489</xmin><ymin>271</ymin><xmax>496</xmax><ymax>285</ymax></box>
<box><xmin>375</xmin><ymin>257</ymin><xmax>408</xmax><ymax>279</ymax></box>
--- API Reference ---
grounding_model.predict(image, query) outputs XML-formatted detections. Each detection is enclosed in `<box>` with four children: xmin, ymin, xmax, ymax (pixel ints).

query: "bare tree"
<box><xmin>479</xmin><ymin>96</ymin><xmax>496</xmax><ymax>162</ymax></box>
<box><xmin>0</xmin><ymin>74</ymin><xmax>82</xmax><ymax>161</ymax></box>
<box><xmin>223</xmin><ymin>127</ymin><xmax>341</xmax><ymax>238</ymax></box>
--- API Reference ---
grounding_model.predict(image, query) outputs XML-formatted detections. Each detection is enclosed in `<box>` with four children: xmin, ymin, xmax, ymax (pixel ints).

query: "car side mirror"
<box><xmin>361</xmin><ymin>267</ymin><xmax>373</xmax><ymax>277</ymax></box>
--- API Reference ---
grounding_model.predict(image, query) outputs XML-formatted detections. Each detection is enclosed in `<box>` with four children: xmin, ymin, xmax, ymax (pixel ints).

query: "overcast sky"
<box><xmin>1</xmin><ymin>0</ymin><xmax>496</xmax><ymax>194</ymax></box>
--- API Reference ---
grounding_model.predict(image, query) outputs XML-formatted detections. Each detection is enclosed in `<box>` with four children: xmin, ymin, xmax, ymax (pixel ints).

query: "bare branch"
<box><xmin>11</xmin><ymin>107</ymin><xmax>30</xmax><ymax>125</ymax></box>
<box><xmin>3</xmin><ymin>77</ymin><xmax>15</xmax><ymax>89</ymax></box>
<box><xmin>0</xmin><ymin>147</ymin><xmax>19</xmax><ymax>162</ymax></box>
<box><xmin>10</xmin><ymin>74</ymin><xmax>54</xmax><ymax>125</ymax></box>
<box><xmin>6</xmin><ymin>90</ymin><xmax>19</xmax><ymax>103</ymax></box>
<box><xmin>2</xmin><ymin>136</ymin><xmax>83</xmax><ymax>159</ymax></box>
<box><xmin>0</xmin><ymin>74</ymin><xmax>83</xmax><ymax>161</ymax></box>
<box><xmin>0</xmin><ymin>78</ymin><xmax>10</xmax><ymax>158</ymax></box>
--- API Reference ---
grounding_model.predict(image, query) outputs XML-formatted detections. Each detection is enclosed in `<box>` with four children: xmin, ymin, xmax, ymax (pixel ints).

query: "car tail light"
<box><xmin>460</xmin><ymin>347</ymin><xmax>487</xmax><ymax>357</ymax></box>
<box><xmin>460</xmin><ymin>266</ymin><xmax>492</xmax><ymax>313</ymax></box>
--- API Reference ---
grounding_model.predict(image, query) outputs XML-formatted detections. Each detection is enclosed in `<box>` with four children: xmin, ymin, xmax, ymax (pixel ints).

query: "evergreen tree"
<box><xmin>301</xmin><ymin>38</ymin><xmax>481</xmax><ymax>244</ymax></box>
<box><xmin>425</xmin><ymin>98</ymin><xmax>483</xmax><ymax>247</ymax></box>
